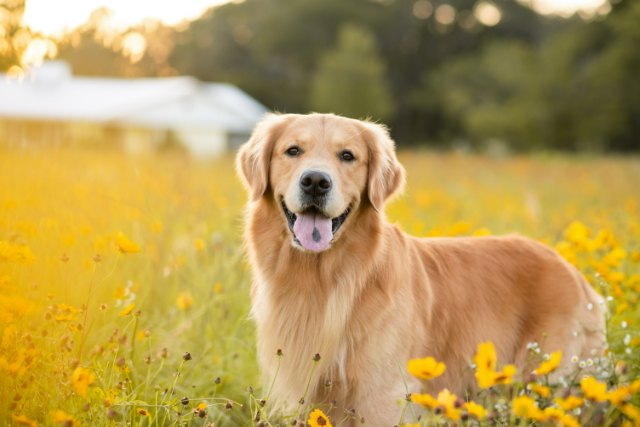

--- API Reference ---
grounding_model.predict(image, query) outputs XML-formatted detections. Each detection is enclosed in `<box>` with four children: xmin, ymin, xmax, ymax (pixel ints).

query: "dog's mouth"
<box><xmin>281</xmin><ymin>200</ymin><xmax>351</xmax><ymax>252</ymax></box>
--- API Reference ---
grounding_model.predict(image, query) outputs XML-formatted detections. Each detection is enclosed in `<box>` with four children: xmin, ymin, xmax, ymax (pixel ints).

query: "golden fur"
<box><xmin>236</xmin><ymin>113</ymin><xmax>606</xmax><ymax>426</ymax></box>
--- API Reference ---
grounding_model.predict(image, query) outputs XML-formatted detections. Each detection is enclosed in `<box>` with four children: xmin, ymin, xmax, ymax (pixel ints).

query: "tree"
<box><xmin>571</xmin><ymin>0</ymin><xmax>640</xmax><ymax>150</ymax></box>
<box><xmin>167</xmin><ymin>0</ymin><xmax>553</xmax><ymax>143</ymax></box>
<box><xmin>56</xmin><ymin>8</ymin><xmax>178</xmax><ymax>78</ymax></box>
<box><xmin>0</xmin><ymin>0</ymin><xmax>29</xmax><ymax>71</ymax></box>
<box><xmin>309</xmin><ymin>24</ymin><xmax>392</xmax><ymax>121</ymax></box>
<box><xmin>409</xmin><ymin>39</ymin><xmax>535</xmax><ymax>149</ymax></box>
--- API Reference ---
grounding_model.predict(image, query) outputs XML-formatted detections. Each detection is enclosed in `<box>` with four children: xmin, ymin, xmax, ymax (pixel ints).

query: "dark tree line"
<box><xmin>3</xmin><ymin>0</ymin><xmax>639</xmax><ymax>151</ymax></box>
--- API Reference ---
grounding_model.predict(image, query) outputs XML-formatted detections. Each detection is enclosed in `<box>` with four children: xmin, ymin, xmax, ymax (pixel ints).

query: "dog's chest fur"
<box><xmin>250</xmin><ymin>256</ymin><xmax>366</xmax><ymax>407</ymax></box>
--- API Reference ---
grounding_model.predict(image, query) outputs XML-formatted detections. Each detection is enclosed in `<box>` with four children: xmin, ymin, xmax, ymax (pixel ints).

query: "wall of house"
<box><xmin>175</xmin><ymin>127</ymin><xmax>227</xmax><ymax>158</ymax></box>
<box><xmin>0</xmin><ymin>119</ymin><xmax>232</xmax><ymax>158</ymax></box>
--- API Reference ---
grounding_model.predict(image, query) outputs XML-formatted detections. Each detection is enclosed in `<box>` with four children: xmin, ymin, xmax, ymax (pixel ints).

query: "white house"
<box><xmin>0</xmin><ymin>61</ymin><xmax>267</xmax><ymax>156</ymax></box>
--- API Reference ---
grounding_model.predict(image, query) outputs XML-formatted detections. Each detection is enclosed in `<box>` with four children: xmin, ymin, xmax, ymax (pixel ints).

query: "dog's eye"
<box><xmin>285</xmin><ymin>146</ymin><xmax>301</xmax><ymax>157</ymax></box>
<box><xmin>339</xmin><ymin>150</ymin><xmax>355</xmax><ymax>162</ymax></box>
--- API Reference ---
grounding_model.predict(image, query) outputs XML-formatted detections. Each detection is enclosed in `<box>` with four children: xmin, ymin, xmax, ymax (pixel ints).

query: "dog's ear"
<box><xmin>360</xmin><ymin>121</ymin><xmax>405</xmax><ymax>212</ymax></box>
<box><xmin>237</xmin><ymin>113</ymin><xmax>290</xmax><ymax>202</ymax></box>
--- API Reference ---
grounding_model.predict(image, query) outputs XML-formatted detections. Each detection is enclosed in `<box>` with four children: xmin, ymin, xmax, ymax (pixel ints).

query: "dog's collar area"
<box><xmin>280</xmin><ymin>200</ymin><xmax>351</xmax><ymax>239</ymax></box>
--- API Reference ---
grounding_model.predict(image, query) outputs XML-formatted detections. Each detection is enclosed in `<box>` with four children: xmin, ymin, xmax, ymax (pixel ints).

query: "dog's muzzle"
<box><xmin>281</xmin><ymin>200</ymin><xmax>351</xmax><ymax>252</ymax></box>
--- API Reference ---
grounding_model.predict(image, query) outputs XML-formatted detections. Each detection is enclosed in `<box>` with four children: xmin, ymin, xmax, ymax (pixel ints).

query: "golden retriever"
<box><xmin>236</xmin><ymin>113</ymin><xmax>606</xmax><ymax>426</ymax></box>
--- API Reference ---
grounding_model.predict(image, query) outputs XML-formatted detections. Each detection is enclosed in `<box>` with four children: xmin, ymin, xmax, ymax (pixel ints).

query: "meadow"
<box><xmin>0</xmin><ymin>147</ymin><xmax>639</xmax><ymax>426</ymax></box>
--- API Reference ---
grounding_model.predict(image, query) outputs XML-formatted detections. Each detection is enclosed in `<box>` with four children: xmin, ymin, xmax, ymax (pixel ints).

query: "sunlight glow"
<box><xmin>23</xmin><ymin>0</ymin><xmax>229</xmax><ymax>37</ymax></box>
<box><xmin>6</xmin><ymin>65</ymin><xmax>26</xmax><ymax>82</ymax></box>
<box><xmin>474</xmin><ymin>2</ymin><xmax>502</xmax><ymax>27</ymax></box>
<box><xmin>521</xmin><ymin>0</ymin><xmax>610</xmax><ymax>17</ymax></box>
<box><xmin>435</xmin><ymin>4</ymin><xmax>456</xmax><ymax>25</ymax></box>
<box><xmin>121</xmin><ymin>32</ymin><xmax>147</xmax><ymax>64</ymax></box>
<box><xmin>20</xmin><ymin>38</ymin><xmax>58</xmax><ymax>66</ymax></box>
<box><xmin>22</xmin><ymin>0</ymin><xmax>612</xmax><ymax>38</ymax></box>
<box><xmin>413</xmin><ymin>0</ymin><xmax>434</xmax><ymax>20</ymax></box>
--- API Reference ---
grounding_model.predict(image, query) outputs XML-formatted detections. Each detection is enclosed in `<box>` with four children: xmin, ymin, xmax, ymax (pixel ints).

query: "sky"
<box><xmin>526</xmin><ymin>0</ymin><xmax>610</xmax><ymax>16</ymax></box>
<box><xmin>22</xmin><ymin>0</ymin><xmax>611</xmax><ymax>37</ymax></box>
<box><xmin>22</xmin><ymin>0</ymin><xmax>230</xmax><ymax>36</ymax></box>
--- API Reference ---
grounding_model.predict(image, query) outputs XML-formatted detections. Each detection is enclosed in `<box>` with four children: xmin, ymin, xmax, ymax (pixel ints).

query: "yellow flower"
<box><xmin>411</xmin><ymin>389</ymin><xmax>466</xmax><ymax>419</ymax></box>
<box><xmin>472</xmin><ymin>227</ymin><xmax>492</xmax><ymax>236</ymax></box>
<box><xmin>543</xmin><ymin>406</ymin><xmax>565</xmax><ymax>421</ymax></box>
<box><xmin>407</xmin><ymin>356</ymin><xmax>446</xmax><ymax>380</ymax></box>
<box><xmin>555</xmin><ymin>241</ymin><xmax>577</xmax><ymax>265</ymax></box>
<box><xmin>512</xmin><ymin>395</ymin><xmax>545</xmax><ymax>421</ymax></box>
<box><xmin>593</xmin><ymin>228</ymin><xmax>617</xmax><ymax>249</ymax></box>
<box><xmin>214</xmin><ymin>282</ymin><xmax>223</xmax><ymax>294</ymax></box>
<box><xmin>449</xmin><ymin>221</ymin><xmax>471</xmax><ymax>236</ymax></box>
<box><xmin>620</xmin><ymin>403</ymin><xmax>640</xmax><ymax>422</ymax></box>
<box><xmin>55</xmin><ymin>304</ymin><xmax>81</xmax><ymax>323</ymax></box>
<box><xmin>602</xmin><ymin>247</ymin><xmax>626</xmax><ymax>267</ymax></box>
<box><xmin>136</xmin><ymin>407</ymin><xmax>150</xmax><ymax>417</ymax></box>
<box><xmin>115</xmin><ymin>231</ymin><xmax>141</xmax><ymax>254</ymax></box>
<box><xmin>607</xmin><ymin>386</ymin><xmax>632</xmax><ymax>405</ymax></box>
<box><xmin>474</xmin><ymin>341</ymin><xmax>497</xmax><ymax>373</ymax></box>
<box><xmin>564</xmin><ymin>221</ymin><xmax>590</xmax><ymax>245</ymax></box>
<box><xmin>543</xmin><ymin>407</ymin><xmax>579</xmax><ymax>427</ymax></box>
<box><xmin>196</xmin><ymin>402</ymin><xmax>207</xmax><ymax>411</ymax></box>
<box><xmin>474</xmin><ymin>342</ymin><xmax>517</xmax><ymax>388</ymax></box>
<box><xmin>11</xmin><ymin>414</ymin><xmax>37</xmax><ymax>427</ymax></box>
<box><xmin>554</xmin><ymin>396</ymin><xmax>584</xmax><ymax>411</ymax></box>
<box><xmin>529</xmin><ymin>383</ymin><xmax>551</xmax><ymax>398</ymax></box>
<box><xmin>559</xmin><ymin>413</ymin><xmax>580</xmax><ymax>427</ymax></box>
<box><xmin>495</xmin><ymin>364</ymin><xmax>517</xmax><ymax>385</ymax></box>
<box><xmin>0</xmin><ymin>240</ymin><xmax>35</xmax><ymax>263</ymax></box>
<box><xmin>113</xmin><ymin>286</ymin><xmax>127</xmax><ymax>300</ymax></box>
<box><xmin>533</xmin><ymin>351</ymin><xmax>562</xmax><ymax>376</ymax></box>
<box><xmin>580</xmin><ymin>376</ymin><xmax>609</xmax><ymax>402</ymax></box>
<box><xmin>411</xmin><ymin>392</ymin><xmax>438</xmax><ymax>409</ymax></box>
<box><xmin>52</xmin><ymin>410</ymin><xmax>78</xmax><ymax>426</ymax></box>
<box><xmin>119</xmin><ymin>303</ymin><xmax>135</xmax><ymax>316</ymax></box>
<box><xmin>176</xmin><ymin>291</ymin><xmax>193</xmax><ymax>310</ymax></box>
<box><xmin>308</xmin><ymin>408</ymin><xmax>332</xmax><ymax>427</ymax></box>
<box><xmin>476</xmin><ymin>369</ymin><xmax>499</xmax><ymax>389</ymax></box>
<box><xmin>194</xmin><ymin>238</ymin><xmax>205</xmax><ymax>251</ymax></box>
<box><xmin>436</xmin><ymin>389</ymin><xmax>461</xmax><ymax>420</ymax></box>
<box><xmin>71</xmin><ymin>366</ymin><xmax>95</xmax><ymax>398</ymax></box>
<box><xmin>464</xmin><ymin>401</ymin><xmax>486</xmax><ymax>420</ymax></box>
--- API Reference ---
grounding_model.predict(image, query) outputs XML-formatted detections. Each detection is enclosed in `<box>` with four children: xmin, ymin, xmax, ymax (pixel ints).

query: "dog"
<box><xmin>236</xmin><ymin>113</ymin><xmax>606</xmax><ymax>426</ymax></box>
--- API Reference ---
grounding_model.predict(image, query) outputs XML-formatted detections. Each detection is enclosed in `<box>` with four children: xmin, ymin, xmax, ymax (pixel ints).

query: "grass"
<box><xmin>0</xmin><ymin>147</ymin><xmax>638</xmax><ymax>426</ymax></box>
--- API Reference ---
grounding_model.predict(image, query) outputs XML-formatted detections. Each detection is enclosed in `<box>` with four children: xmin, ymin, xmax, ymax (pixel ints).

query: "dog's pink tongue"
<box><xmin>293</xmin><ymin>212</ymin><xmax>333</xmax><ymax>252</ymax></box>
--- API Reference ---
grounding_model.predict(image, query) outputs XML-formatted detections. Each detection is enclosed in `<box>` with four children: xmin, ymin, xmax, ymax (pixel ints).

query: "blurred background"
<box><xmin>1</xmin><ymin>0</ymin><xmax>638</xmax><ymax>154</ymax></box>
<box><xmin>1</xmin><ymin>2</ymin><xmax>640</xmax><ymax>425</ymax></box>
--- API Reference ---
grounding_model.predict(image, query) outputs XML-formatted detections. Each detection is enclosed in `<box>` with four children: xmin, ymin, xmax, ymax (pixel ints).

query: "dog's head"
<box><xmin>237</xmin><ymin>113</ymin><xmax>405</xmax><ymax>252</ymax></box>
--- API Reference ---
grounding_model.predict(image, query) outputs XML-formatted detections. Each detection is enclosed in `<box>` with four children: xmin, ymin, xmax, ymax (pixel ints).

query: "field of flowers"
<box><xmin>0</xmin><ymin>147</ymin><xmax>638</xmax><ymax>426</ymax></box>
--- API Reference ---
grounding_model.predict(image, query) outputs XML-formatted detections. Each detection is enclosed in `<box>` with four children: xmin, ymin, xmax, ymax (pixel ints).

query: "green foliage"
<box><xmin>418</xmin><ymin>1</ymin><xmax>640</xmax><ymax>152</ymax></box>
<box><xmin>2</xmin><ymin>0</ymin><xmax>639</xmax><ymax>151</ymax></box>
<box><xmin>417</xmin><ymin>39</ymin><xmax>542</xmax><ymax>150</ymax></box>
<box><xmin>572</xmin><ymin>1</ymin><xmax>640</xmax><ymax>151</ymax></box>
<box><xmin>310</xmin><ymin>24</ymin><xmax>393</xmax><ymax>121</ymax></box>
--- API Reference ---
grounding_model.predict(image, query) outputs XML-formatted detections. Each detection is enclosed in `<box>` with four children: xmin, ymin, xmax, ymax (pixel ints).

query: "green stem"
<box><xmin>295</xmin><ymin>357</ymin><xmax>320</xmax><ymax>419</ymax></box>
<box><xmin>265</xmin><ymin>353</ymin><xmax>282</xmax><ymax>403</ymax></box>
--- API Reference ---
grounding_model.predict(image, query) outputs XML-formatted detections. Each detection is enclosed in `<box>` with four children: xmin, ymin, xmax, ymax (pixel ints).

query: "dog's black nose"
<box><xmin>300</xmin><ymin>170</ymin><xmax>332</xmax><ymax>197</ymax></box>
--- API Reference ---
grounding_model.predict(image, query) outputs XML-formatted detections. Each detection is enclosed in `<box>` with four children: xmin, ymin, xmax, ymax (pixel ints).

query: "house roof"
<box><xmin>0</xmin><ymin>61</ymin><xmax>267</xmax><ymax>133</ymax></box>
<box><xmin>123</xmin><ymin>82</ymin><xmax>268</xmax><ymax>132</ymax></box>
